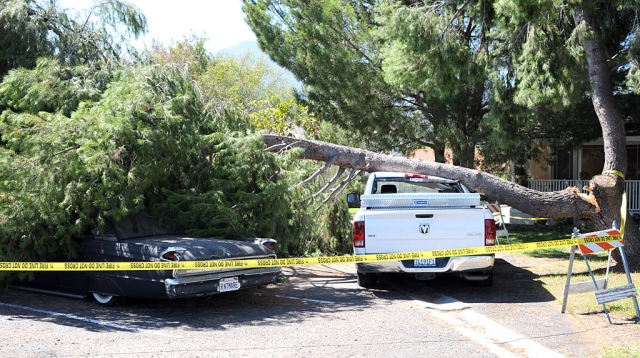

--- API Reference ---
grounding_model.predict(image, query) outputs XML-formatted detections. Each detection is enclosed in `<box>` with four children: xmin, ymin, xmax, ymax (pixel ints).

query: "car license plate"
<box><xmin>219</xmin><ymin>277</ymin><xmax>240</xmax><ymax>292</ymax></box>
<box><xmin>414</xmin><ymin>258</ymin><xmax>436</xmax><ymax>267</ymax></box>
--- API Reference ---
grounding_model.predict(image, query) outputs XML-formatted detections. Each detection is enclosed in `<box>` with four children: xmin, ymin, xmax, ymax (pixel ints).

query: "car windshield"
<box><xmin>112</xmin><ymin>212</ymin><xmax>182</xmax><ymax>239</ymax></box>
<box><xmin>373</xmin><ymin>177</ymin><xmax>463</xmax><ymax>194</ymax></box>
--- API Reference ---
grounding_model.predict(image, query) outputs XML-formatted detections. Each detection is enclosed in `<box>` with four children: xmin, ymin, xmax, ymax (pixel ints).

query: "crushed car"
<box><xmin>11</xmin><ymin>212</ymin><xmax>280</xmax><ymax>306</ymax></box>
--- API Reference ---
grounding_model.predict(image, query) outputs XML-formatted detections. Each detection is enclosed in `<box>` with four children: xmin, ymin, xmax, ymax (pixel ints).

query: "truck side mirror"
<box><xmin>346</xmin><ymin>193</ymin><xmax>361</xmax><ymax>208</ymax></box>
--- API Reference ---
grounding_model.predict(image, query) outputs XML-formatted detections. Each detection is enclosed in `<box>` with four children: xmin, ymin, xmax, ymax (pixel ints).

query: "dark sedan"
<box><xmin>11</xmin><ymin>212</ymin><xmax>280</xmax><ymax>306</ymax></box>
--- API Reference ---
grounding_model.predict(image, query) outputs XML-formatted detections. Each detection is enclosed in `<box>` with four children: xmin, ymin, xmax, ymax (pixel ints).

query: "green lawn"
<box><xmin>504</xmin><ymin>229</ymin><xmax>640</xmax><ymax>357</ymax></box>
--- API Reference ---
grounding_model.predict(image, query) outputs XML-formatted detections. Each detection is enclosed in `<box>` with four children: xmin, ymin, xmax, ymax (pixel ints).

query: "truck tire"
<box><xmin>357</xmin><ymin>272</ymin><xmax>377</xmax><ymax>288</ymax></box>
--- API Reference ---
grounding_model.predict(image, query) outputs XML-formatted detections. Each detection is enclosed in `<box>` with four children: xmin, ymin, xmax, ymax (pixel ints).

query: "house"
<box><xmin>529</xmin><ymin>134</ymin><xmax>640</xmax><ymax>214</ymax></box>
<box><xmin>409</xmin><ymin>135</ymin><xmax>640</xmax><ymax>217</ymax></box>
<box><xmin>409</xmin><ymin>148</ymin><xmax>483</xmax><ymax>170</ymax></box>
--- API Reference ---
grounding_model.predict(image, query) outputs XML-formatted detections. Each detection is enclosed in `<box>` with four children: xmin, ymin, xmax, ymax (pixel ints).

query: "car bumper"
<box><xmin>164</xmin><ymin>267</ymin><xmax>280</xmax><ymax>298</ymax></box>
<box><xmin>356</xmin><ymin>255</ymin><xmax>494</xmax><ymax>274</ymax></box>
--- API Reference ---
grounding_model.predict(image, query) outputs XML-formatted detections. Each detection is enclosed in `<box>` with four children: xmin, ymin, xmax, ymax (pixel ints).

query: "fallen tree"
<box><xmin>254</xmin><ymin>4</ymin><xmax>640</xmax><ymax>268</ymax></box>
<box><xmin>262</xmin><ymin>134</ymin><xmax>639</xmax><ymax>266</ymax></box>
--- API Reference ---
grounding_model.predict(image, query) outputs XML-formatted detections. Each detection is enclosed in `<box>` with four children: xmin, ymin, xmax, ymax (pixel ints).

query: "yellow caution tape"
<box><xmin>0</xmin><ymin>235</ymin><xmax>621</xmax><ymax>271</ymax></box>
<box><xmin>507</xmin><ymin>216</ymin><xmax>549</xmax><ymax>221</ymax></box>
<box><xmin>603</xmin><ymin>170</ymin><xmax>625</xmax><ymax>180</ymax></box>
<box><xmin>600</xmin><ymin>169</ymin><xmax>627</xmax><ymax>236</ymax></box>
<box><xmin>621</xmin><ymin>190</ymin><xmax>627</xmax><ymax>237</ymax></box>
<box><xmin>491</xmin><ymin>212</ymin><xmax>549</xmax><ymax>221</ymax></box>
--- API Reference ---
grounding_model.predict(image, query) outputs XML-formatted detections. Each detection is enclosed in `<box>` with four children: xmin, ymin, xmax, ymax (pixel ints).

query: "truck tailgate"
<box><xmin>362</xmin><ymin>208</ymin><xmax>486</xmax><ymax>254</ymax></box>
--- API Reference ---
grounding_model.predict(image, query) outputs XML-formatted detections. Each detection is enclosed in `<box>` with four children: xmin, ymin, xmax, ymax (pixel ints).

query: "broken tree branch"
<box><xmin>322</xmin><ymin>168</ymin><xmax>361</xmax><ymax>205</ymax></box>
<box><xmin>261</xmin><ymin>134</ymin><xmax>598</xmax><ymax>219</ymax></box>
<box><xmin>313</xmin><ymin>167</ymin><xmax>346</xmax><ymax>199</ymax></box>
<box><xmin>300</xmin><ymin>157</ymin><xmax>337</xmax><ymax>186</ymax></box>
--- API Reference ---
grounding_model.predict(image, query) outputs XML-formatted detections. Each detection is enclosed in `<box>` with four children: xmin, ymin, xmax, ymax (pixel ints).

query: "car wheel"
<box><xmin>357</xmin><ymin>272</ymin><xmax>377</xmax><ymax>288</ymax></box>
<box><xmin>92</xmin><ymin>292</ymin><xmax>121</xmax><ymax>306</ymax></box>
<box><xmin>476</xmin><ymin>270</ymin><xmax>494</xmax><ymax>287</ymax></box>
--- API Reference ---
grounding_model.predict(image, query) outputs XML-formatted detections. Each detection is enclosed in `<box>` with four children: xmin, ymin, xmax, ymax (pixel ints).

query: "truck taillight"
<box><xmin>353</xmin><ymin>221</ymin><xmax>365</xmax><ymax>248</ymax></box>
<box><xmin>484</xmin><ymin>219</ymin><xmax>496</xmax><ymax>246</ymax></box>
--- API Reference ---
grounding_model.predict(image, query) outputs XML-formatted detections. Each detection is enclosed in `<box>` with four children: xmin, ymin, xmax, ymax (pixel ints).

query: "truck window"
<box><xmin>373</xmin><ymin>178</ymin><xmax>463</xmax><ymax>194</ymax></box>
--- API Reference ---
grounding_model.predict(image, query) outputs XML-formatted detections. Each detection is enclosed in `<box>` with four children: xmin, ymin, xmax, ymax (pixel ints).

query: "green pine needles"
<box><xmin>0</xmin><ymin>61</ymin><xmax>352</xmax><ymax>281</ymax></box>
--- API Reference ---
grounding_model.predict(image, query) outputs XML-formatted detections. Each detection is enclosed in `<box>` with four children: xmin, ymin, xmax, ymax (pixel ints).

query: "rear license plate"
<box><xmin>219</xmin><ymin>277</ymin><xmax>240</xmax><ymax>292</ymax></box>
<box><xmin>414</xmin><ymin>258</ymin><xmax>436</xmax><ymax>267</ymax></box>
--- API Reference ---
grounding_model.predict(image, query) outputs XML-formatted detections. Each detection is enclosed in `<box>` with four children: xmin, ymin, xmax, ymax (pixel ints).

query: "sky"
<box><xmin>58</xmin><ymin>0</ymin><xmax>257</xmax><ymax>53</ymax></box>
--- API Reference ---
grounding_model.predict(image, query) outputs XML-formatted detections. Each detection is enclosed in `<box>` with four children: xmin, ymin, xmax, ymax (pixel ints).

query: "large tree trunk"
<box><xmin>573</xmin><ymin>8</ymin><xmax>639</xmax><ymax>263</ymax></box>
<box><xmin>262</xmin><ymin>134</ymin><xmax>638</xmax><ymax>267</ymax></box>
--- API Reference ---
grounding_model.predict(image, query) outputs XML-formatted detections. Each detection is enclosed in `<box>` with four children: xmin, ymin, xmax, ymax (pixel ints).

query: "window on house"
<box><xmin>554</xmin><ymin>149</ymin><xmax>573</xmax><ymax>179</ymax></box>
<box><xmin>582</xmin><ymin>146</ymin><xmax>605</xmax><ymax>180</ymax></box>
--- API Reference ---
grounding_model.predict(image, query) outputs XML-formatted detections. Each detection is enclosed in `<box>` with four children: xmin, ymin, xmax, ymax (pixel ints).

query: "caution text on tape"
<box><xmin>0</xmin><ymin>235</ymin><xmax>622</xmax><ymax>271</ymax></box>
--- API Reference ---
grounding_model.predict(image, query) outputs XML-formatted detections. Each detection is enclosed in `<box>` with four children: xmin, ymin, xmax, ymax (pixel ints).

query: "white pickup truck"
<box><xmin>347</xmin><ymin>172</ymin><xmax>496</xmax><ymax>288</ymax></box>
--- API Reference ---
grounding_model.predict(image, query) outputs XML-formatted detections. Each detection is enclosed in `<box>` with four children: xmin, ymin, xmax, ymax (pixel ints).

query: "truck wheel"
<box><xmin>357</xmin><ymin>272</ymin><xmax>377</xmax><ymax>288</ymax></box>
<box><xmin>92</xmin><ymin>292</ymin><xmax>121</xmax><ymax>307</ymax></box>
<box><xmin>476</xmin><ymin>270</ymin><xmax>494</xmax><ymax>287</ymax></box>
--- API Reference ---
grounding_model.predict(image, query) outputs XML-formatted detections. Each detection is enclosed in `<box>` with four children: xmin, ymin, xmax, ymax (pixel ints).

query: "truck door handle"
<box><xmin>415</xmin><ymin>214</ymin><xmax>433</xmax><ymax>218</ymax></box>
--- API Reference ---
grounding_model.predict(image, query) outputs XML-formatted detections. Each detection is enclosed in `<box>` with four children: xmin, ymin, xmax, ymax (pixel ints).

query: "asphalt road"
<box><xmin>0</xmin><ymin>257</ymin><xmax>605</xmax><ymax>357</ymax></box>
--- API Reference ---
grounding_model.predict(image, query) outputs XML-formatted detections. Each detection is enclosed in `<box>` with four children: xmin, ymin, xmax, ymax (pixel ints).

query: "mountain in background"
<box><xmin>216</xmin><ymin>40</ymin><xmax>300</xmax><ymax>88</ymax></box>
<box><xmin>215</xmin><ymin>40</ymin><xmax>261</xmax><ymax>57</ymax></box>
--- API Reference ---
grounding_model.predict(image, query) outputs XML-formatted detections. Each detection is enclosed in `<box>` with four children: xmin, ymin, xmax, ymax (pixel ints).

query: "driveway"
<box><xmin>0</xmin><ymin>257</ymin><xmax>611</xmax><ymax>357</ymax></box>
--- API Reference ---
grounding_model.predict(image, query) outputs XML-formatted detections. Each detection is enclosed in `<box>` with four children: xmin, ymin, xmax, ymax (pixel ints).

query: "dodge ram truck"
<box><xmin>347</xmin><ymin>172</ymin><xmax>496</xmax><ymax>288</ymax></box>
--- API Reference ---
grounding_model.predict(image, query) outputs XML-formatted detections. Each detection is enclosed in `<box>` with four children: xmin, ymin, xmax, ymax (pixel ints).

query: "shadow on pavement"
<box><xmin>0</xmin><ymin>264</ymin><xmax>405</xmax><ymax>334</ymax></box>
<box><xmin>1</xmin><ymin>257</ymin><xmax>563</xmax><ymax>333</ymax></box>
<box><xmin>376</xmin><ymin>256</ymin><xmax>557</xmax><ymax>304</ymax></box>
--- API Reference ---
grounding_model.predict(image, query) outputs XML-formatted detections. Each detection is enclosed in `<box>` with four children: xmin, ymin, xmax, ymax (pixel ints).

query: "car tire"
<box><xmin>476</xmin><ymin>270</ymin><xmax>494</xmax><ymax>287</ymax></box>
<box><xmin>357</xmin><ymin>272</ymin><xmax>377</xmax><ymax>288</ymax></box>
<box><xmin>92</xmin><ymin>292</ymin><xmax>121</xmax><ymax>306</ymax></box>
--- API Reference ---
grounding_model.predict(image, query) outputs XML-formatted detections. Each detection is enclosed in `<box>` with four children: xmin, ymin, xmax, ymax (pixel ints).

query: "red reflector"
<box><xmin>162</xmin><ymin>251</ymin><xmax>178</xmax><ymax>261</ymax></box>
<box><xmin>405</xmin><ymin>173</ymin><xmax>429</xmax><ymax>179</ymax></box>
<box><xmin>263</xmin><ymin>241</ymin><xmax>276</xmax><ymax>251</ymax></box>
<box><xmin>353</xmin><ymin>221</ymin><xmax>365</xmax><ymax>248</ymax></box>
<box><xmin>485</xmin><ymin>219</ymin><xmax>496</xmax><ymax>246</ymax></box>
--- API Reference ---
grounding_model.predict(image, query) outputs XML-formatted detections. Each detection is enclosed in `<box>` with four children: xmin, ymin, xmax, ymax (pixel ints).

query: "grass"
<box><xmin>503</xmin><ymin>230</ymin><xmax>640</xmax><ymax>357</ymax></box>
<box><xmin>603</xmin><ymin>345</ymin><xmax>640</xmax><ymax>358</ymax></box>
